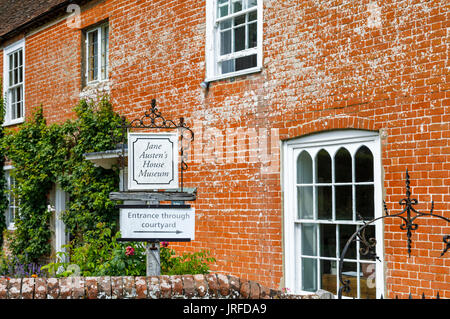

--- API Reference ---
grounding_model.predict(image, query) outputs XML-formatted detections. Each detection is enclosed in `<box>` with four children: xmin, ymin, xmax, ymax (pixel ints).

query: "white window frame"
<box><xmin>205</xmin><ymin>0</ymin><xmax>263</xmax><ymax>82</ymax></box>
<box><xmin>84</xmin><ymin>23</ymin><xmax>109</xmax><ymax>85</ymax></box>
<box><xmin>4</xmin><ymin>165</ymin><xmax>18</xmax><ymax>231</ymax></box>
<box><xmin>282</xmin><ymin>130</ymin><xmax>384</xmax><ymax>298</ymax></box>
<box><xmin>2</xmin><ymin>39</ymin><xmax>25</xmax><ymax>126</ymax></box>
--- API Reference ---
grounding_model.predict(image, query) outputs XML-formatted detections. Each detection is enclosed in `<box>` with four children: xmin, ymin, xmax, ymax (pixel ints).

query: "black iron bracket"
<box><xmin>337</xmin><ymin>169</ymin><xmax>450</xmax><ymax>299</ymax></box>
<box><xmin>115</xmin><ymin>99</ymin><xmax>194</xmax><ymax>192</ymax></box>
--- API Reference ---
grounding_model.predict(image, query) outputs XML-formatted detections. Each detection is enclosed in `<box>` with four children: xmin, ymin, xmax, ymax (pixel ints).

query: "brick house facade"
<box><xmin>0</xmin><ymin>0</ymin><xmax>449</xmax><ymax>298</ymax></box>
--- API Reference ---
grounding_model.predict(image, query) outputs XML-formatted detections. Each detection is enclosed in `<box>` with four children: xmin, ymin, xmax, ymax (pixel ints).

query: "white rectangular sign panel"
<box><xmin>128</xmin><ymin>132</ymin><xmax>178</xmax><ymax>190</ymax></box>
<box><xmin>120</xmin><ymin>207</ymin><xmax>195</xmax><ymax>241</ymax></box>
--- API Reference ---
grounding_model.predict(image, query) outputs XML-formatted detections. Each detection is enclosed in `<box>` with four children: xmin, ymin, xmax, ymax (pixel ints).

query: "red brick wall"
<box><xmin>2</xmin><ymin>0</ymin><xmax>449</xmax><ymax>298</ymax></box>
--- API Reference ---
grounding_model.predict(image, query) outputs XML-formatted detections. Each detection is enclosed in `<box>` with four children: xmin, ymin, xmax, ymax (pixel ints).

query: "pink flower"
<box><xmin>161</xmin><ymin>241</ymin><xmax>169</xmax><ymax>248</ymax></box>
<box><xmin>125</xmin><ymin>246</ymin><xmax>135</xmax><ymax>256</ymax></box>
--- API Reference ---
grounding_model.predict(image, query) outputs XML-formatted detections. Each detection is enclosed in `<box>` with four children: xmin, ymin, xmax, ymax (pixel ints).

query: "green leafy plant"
<box><xmin>1</xmin><ymin>98</ymin><xmax>122</xmax><ymax>263</ymax></box>
<box><xmin>42</xmin><ymin>224</ymin><xmax>215</xmax><ymax>277</ymax></box>
<box><xmin>0</xmin><ymin>83</ymin><xmax>10</xmax><ymax>248</ymax></box>
<box><xmin>42</xmin><ymin>222</ymin><xmax>146</xmax><ymax>277</ymax></box>
<box><xmin>160</xmin><ymin>245</ymin><xmax>216</xmax><ymax>275</ymax></box>
<box><xmin>58</xmin><ymin>98</ymin><xmax>123</xmax><ymax>237</ymax></box>
<box><xmin>2</xmin><ymin>108</ymin><xmax>63</xmax><ymax>261</ymax></box>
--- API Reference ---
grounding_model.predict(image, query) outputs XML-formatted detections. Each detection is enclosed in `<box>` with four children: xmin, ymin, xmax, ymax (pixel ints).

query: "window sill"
<box><xmin>2</xmin><ymin>118</ymin><xmax>25</xmax><ymax>127</ymax></box>
<box><xmin>205</xmin><ymin>66</ymin><xmax>262</xmax><ymax>84</ymax></box>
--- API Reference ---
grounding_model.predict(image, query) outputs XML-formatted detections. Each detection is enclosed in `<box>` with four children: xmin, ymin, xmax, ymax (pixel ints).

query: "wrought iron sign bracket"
<box><xmin>115</xmin><ymin>99</ymin><xmax>194</xmax><ymax>194</ymax></box>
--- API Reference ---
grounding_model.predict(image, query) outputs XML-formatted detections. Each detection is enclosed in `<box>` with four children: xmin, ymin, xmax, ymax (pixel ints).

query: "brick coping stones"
<box><xmin>0</xmin><ymin>274</ymin><xmax>318</xmax><ymax>299</ymax></box>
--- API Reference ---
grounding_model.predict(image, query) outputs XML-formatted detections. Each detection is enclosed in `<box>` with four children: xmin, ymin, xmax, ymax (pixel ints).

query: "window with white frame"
<box><xmin>4</xmin><ymin>168</ymin><xmax>19</xmax><ymax>230</ymax></box>
<box><xmin>283</xmin><ymin>130</ymin><xmax>384</xmax><ymax>299</ymax></box>
<box><xmin>205</xmin><ymin>0</ymin><xmax>262</xmax><ymax>81</ymax></box>
<box><xmin>84</xmin><ymin>22</ymin><xmax>109</xmax><ymax>84</ymax></box>
<box><xmin>2</xmin><ymin>39</ymin><xmax>25</xmax><ymax>126</ymax></box>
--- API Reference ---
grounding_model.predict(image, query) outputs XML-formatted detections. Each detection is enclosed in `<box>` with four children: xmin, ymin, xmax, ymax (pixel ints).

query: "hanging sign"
<box><xmin>128</xmin><ymin>132</ymin><xmax>178</xmax><ymax>190</ymax></box>
<box><xmin>120</xmin><ymin>207</ymin><xmax>195</xmax><ymax>241</ymax></box>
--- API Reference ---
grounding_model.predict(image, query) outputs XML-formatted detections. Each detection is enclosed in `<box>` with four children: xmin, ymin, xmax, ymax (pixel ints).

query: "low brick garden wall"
<box><xmin>0</xmin><ymin>274</ymin><xmax>318</xmax><ymax>299</ymax></box>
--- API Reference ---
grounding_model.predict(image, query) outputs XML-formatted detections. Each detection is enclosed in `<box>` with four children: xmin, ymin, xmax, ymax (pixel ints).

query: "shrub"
<box><xmin>42</xmin><ymin>223</ymin><xmax>215</xmax><ymax>277</ymax></box>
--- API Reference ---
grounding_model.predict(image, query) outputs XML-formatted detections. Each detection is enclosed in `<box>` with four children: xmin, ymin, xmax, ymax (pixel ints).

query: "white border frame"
<box><xmin>127</xmin><ymin>132</ymin><xmax>179</xmax><ymax>190</ymax></box>
<box><xmin>205</xmin><ymin>0</ymin><xmax>263</xmax><ymax>82</ymax></box>
<box><xmin>282</xmin><ymin>130</ymin><xmax>384</xmax><ymax>298</ymax></box>
<box><xmin>2</xmin><ymin>38</ymin><xmax>26</xmax><ymax>126</ymax></box>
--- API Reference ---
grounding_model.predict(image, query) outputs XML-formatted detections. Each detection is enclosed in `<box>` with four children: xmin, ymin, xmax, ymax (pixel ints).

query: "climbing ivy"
<box><xmin>2</xmin><ymin>107</ymin><xmax>60</xmax><ymax>261</ymax></box>
<box><xmin>2</xmin><ymin>97</ymin><xmax>123</xmax><ymax>263</ymax></box>
<box><xmin>0</xmin><ymin>85</ymin><xmax>9</xmax><ymax>248</ymax></box>
<box><xmin>58</xmin><ymin>98</ymin><xmax>123</xmax><ymax>242</ymax></box>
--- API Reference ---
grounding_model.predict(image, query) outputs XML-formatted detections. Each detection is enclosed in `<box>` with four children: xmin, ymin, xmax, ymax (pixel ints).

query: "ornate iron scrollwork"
<box><xmin>337</xmin><ymin>169</ymin><xmax>450</xmax><ymax>299</ymax></box>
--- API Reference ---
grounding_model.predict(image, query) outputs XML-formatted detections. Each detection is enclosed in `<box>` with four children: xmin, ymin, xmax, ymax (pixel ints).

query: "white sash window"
<box><xmin>283</xmin><ymin>130</ymin><xmax>384</xmax><ymax>298</ymax></box>
<box><xmin>3</xmin><ymin>39</ymin><xmax>25</xmax><ymax>126</ymax></box>
<box><xmin>205</xmin><ymin>0</ymin><xmax>263</xmax><ymax>82</ymax></box>
<box><xmin>85</xmin><ymin>23</ymin><xmax>109</xmax><ymax>84</ymax></box>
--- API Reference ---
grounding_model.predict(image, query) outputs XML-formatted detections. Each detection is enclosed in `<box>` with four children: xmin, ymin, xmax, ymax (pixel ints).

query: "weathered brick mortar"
<box><xmin>0</xmin><ymin>274</ymin><xmax>317</xmax><ymax>299</ymax></box>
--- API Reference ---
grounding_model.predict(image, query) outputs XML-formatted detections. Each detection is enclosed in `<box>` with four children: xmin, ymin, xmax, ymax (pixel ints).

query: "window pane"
<box><xmin>218</xmin><ymin>4</ymin><xmax>229</xmax><ymax>17</ymax></box>
<box><xmin>16</xmin><ymin>86</ymin><xmax>21</xmax><ymax>102</ymax></box>
<box><xmin>233</xmin><ymin>14</ymin><xmax>246</xmax><ymax>26</ymax></box>
<box><xmin>88</xmin><ymin>30</ymin><xmax>98</xmax><ymax>82</ymax></box>
<box><xmin>9</xmin><ymin>54</ymin><xmax>13</xmax><ymax>72</ymax></box>
<box><xmin>335</xmin><ymin>148</ymin><xmax>352</xmax><ymax>183</ymax></box>
<box><xmin>335</xmin><ymin>185</ymin><xmax>352</xmax><ymax>220</ymax></box>
<box><xmin>356</xmin><ymin>185</ymin><xmax>374</xmax><ymax>220</ymax></box>
<box><xmin>301</xmin><ymin>223</ymin><xmax>317</xmax><ymax>256</ymax></box>
<box><xmin>16</xmin><ymin>102</ymin><xmax>22</xmax><ymax>119</ymax></box>
<box><xmin>302</xmin><ymin>258</ymin><xmax>317</xmax><ymax>292</ymax></box>
<box><xmin>220</xmin><ymin>20</ymin><xmax>232</xmax><ymax>30</ymax></box>
<box><xmin>297</xmin><ymin>186</ymin><xmax>313</xmax><ymax>219</ymax></box>
<box><xmin>248</xmin><ymin>11</ymin><xmax>257</xmax><ymax>21</ymax></box>
<box><xmin>14</xmin><ymin>51</ymin><xmax>18</xmax><ymax>68</ymax></box>
<box><xmin>320</xmin><ymin>224</ymin><xmax>336</xmax><ymax>257</ymax></box>
<box><xmin>355</xmin><ymin>146</ymin><xmax>373</xmax><ymax>182</ymax></box>
<box><xmin>320</xmin><ymin>260</ymin><xmax>337</xmax><ymax>294</ymax></box>
<box><xmin>297</xmin><ymin>151</ymin><xmax>312</xmax><ymax>184</ymax></box>
<box><xmin>13</xmin><ymin>69</ymin><xmax>18</xmax><ymax>85</ymax></box>
<box><xmin>339</xmin><ymin>225</ymin><xmax>356</xmax><ymax>259</ymax></box>
<box><xmin>235</xmin><ymin>54</ymin><xmax>256</xmax><ymax>71</ymax></box>
<box><xmin>221</xmin><ymin>59</ymin><xmax>234</xmax><ymax>74</ymax></box>
<box><xmin>247</xmin><ymin>0</ymin><xmax>257</xmax><ymax>8</ymax></box>
<box><xmin>18</xmin><ymin>50</ymin><xmax>23</xmax><ymax>67</ymax></box>
<box><xmin>317</xmin><ymin>186</ymin><xmax>332</xmax><ymax>220</ymax></box>
<box><xmin>234</xmin><ymin>25</ymin><xmax>245</xmax><ymax>52</ymax></box>
<box><xmin>316</xmin><ymin>149</ymin><xmax>331</xmax><ymax>183</ymax></box>
<box><xmin>233</xmin><ymin>0</ymin><xmax>242</xmax><ymax>13</ymax></box>
<box><xmin>360</xmin><ymin>262</ymin><xmax>376</xmax><ymax>299</ymax></box>
<box><xmin>19</xmin><ymin>67</ymin><xmax>23</xmax><ymax>83</ymax></box>
<box><xmin>248</xmin><ymin>22</ymin><xmax>257</xmax><ymax>48</ymax></box>
<box><xmin>220</xmin><ymin>30</ymin><xmax>232</xmax><ymax>55</ymax></box>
